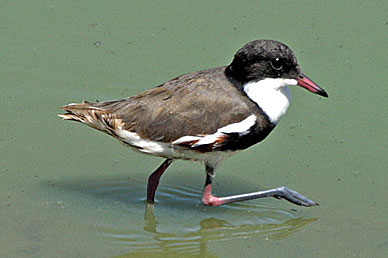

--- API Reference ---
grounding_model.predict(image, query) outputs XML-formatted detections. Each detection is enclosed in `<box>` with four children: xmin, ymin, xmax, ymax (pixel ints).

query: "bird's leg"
<box><xmin>147</xmin><ymin>159</ymin><xmax>173</xmax><ymax>204</ymax></box>
<box><xmin>202</xmin><ymin>173</ymin><xmax>225</xmax><ymax>206</ymax></box>
<box><xmin>201</xmin><ymin>165</ymin><xmax>318</xmax><ymax>207</ymax></box>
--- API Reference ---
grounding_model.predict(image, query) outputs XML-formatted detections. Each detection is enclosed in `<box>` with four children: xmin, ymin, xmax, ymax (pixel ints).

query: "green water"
<box><xmin>1</xmin><ymin>1</ymin><xmax>387</xmax><ymax>257</ymax></box>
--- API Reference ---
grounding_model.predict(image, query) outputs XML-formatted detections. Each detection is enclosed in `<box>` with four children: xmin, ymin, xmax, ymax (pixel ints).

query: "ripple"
<box><xmin>51</xmin><ymin>176</ymin><xmax>317</xmax><ymax>256</ymax></box>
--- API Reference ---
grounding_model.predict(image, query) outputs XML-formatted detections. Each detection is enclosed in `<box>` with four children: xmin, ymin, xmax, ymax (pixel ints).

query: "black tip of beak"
<box><xmin>317</xmin><ymin>88</ymin><xmax>329</xmax><ymax>98</ymax></box>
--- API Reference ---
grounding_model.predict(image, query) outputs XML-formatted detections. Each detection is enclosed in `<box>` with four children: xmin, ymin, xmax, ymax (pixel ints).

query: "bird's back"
<box><xmin>60</xmin><ymin>66</ymin><xmax>266</xmax><ymax>143</ymax></box>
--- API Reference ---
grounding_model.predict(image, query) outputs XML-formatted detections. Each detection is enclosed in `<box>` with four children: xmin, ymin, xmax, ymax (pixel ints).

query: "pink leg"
<box><xmin>201</xmin><ymin>165</ymin><xmax>318</xmax><ymax>207</ymax></box>
<box><xmin>202</xmin><ymin>174</ymin><xmax>226</xmax><ymax>206</ymax></box>
<box><xmin>147</xmin><ymin>159</ymin><xmax>172</xmax><ymax>204</ymax></box>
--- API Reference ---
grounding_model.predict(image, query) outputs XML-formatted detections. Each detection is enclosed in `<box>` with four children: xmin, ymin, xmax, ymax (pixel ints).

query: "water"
<box><xmin>1</xmin><ymin>1</ymin><xmax>387</xmax><ymax>257</ymax></box>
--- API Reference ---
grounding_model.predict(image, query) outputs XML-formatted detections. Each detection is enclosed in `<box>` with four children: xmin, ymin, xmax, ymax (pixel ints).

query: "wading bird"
<box><xmin>59</xmin><ymin>40</ymin><xmax>328</xmax><ymax>207</ymax></box>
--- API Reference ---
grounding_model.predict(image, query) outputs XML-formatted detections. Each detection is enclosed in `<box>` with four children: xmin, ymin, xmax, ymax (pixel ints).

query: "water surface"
<box><xmin>1</xmin><ymin>1</ymin><xmax>387</xmax><ymax>257</ymax></box>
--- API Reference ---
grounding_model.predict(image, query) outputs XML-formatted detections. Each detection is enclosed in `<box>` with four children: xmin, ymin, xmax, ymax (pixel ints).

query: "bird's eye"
<box><xmin>270</xmin><ymin>57</ymin><xmax>283</xmax><ymax>70</ymax></box>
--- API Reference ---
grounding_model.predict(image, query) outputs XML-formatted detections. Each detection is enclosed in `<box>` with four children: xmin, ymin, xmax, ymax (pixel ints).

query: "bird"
<box><xmin>59</xmin><ymin>39</ymin><xmax>328</xmax><ymax>207</ymax></box>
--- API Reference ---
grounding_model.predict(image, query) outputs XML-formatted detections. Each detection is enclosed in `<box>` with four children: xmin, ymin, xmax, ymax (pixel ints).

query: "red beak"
<box><xmin>297</xmin><ymin>74</ymin><xmax>328</xmax><ymax>98</ymax></box>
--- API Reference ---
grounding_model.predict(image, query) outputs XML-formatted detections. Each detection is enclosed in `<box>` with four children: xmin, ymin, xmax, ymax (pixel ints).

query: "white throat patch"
<box><xmin>243</xmin><ymin>78</ymin><xmax>295</xmax><ymax>124</ymax></box>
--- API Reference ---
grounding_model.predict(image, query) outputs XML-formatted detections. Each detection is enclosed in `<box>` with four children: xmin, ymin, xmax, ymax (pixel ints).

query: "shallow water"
<box><xmin>1</xmin><ymin>1</ymin><xmax>388</xmax><ymax>257</ymax></box>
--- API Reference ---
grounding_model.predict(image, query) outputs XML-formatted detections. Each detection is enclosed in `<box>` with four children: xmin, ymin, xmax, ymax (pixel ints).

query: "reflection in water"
<box><xmin>128</xmin><ymin>204</ymin><xmax>315</xmax><ymax>256</ymax></box>
<box><xmin>134</xmin><ymin>204</ymin><xmax>316</xmax><ymax>257</ymax></box>
<box><xmin>53</xmin><ymin>176</ymin><xmax>317</xmax><ymax>257</ymax></box>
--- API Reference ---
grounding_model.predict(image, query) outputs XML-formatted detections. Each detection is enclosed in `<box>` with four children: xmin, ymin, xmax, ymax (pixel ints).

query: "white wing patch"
<box><xmin>218</xmin><ymin>114</ymin><xmax>256</xmax><ymax>135</ymax></box>
<box><xmin>243</xmin><ymin>78</ymin><xmax>295</xmax><ymax>124</ymax></box>
<box><xmin>172</xmin><ymin>114</ymin><xmax>256</xmax><ymax>147</ymax></box>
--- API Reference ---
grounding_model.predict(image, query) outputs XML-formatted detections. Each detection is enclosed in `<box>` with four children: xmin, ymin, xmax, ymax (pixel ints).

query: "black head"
<box><xmin>225</xmin><ymin>40</ymin><xmax>300</xmax><ymax>83</ymax></box>
<box><xmin>225</xmin><ymin>40</ymin><xmax>328</xmax><ymax>97</ymax></box>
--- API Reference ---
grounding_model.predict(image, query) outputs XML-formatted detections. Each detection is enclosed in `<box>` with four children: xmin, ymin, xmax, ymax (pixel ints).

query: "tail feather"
<box><xmin>58</xmin><ymin>100</ymin><xmax>123</xmax><ymax>135</ymax></box>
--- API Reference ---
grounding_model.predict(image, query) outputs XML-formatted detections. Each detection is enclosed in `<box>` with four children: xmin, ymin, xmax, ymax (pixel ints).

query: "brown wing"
<box><xmin>111</xmin><ymin>67</ymin><xmax>257</xmax><ymax>142</ymax></box>
<box><xmin>60</xmin><ymin>67</ymin><xmax>259</xmax><ymax>143</ymax></box>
